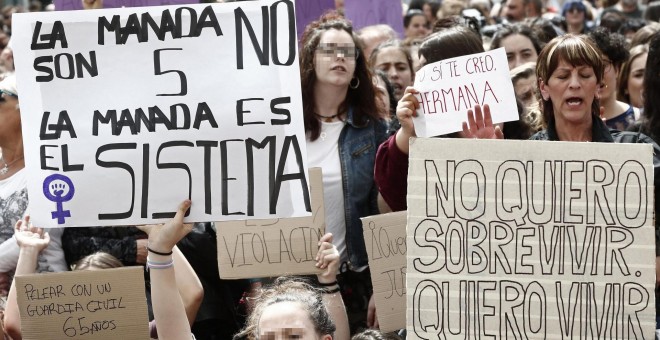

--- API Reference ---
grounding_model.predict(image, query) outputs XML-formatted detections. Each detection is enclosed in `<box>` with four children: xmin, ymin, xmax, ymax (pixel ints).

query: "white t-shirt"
<box><xmin>0</xmin><ymin>169</ymin><xmax>68</xmax><ymax>274</ymax></box>
<box><xmin>306</xmin><ymin>121</ymin><xmax>348</xmax><ymax>265</ymax></box>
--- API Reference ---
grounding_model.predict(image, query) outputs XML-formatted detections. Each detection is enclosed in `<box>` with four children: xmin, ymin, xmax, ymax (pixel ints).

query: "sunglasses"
<box><xmin>317</xmin><ymin>43</ymin><xmax>359</xmax><ymax>59</ymax></box>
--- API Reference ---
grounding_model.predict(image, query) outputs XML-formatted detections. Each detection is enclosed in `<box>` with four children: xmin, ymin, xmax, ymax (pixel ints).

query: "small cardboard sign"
<box><xmin>343</xmin><ymin>0</ymin><xmax>404</xmax><ymax>38</ymax></box>
<box><xmin>12</xmin><ymin>0</ymin><xmax>311</xmax><ymax>228</ymax></box>
<box><xmin>411</xmin><ymin>48</ymin><xmax>518</xmax><ymax>137</ymax></box>
<box><xmin>362</xmin><ymin>211</ymin><xmax>406</xmax><ymax>332</ymax></box>
<box><xmin>406</xmin><ymin>138</ymin><xmax>656</xmax><ymax>339</ymax></box>
<box><xmin>216</xmin><ymin>168</ymin><xmax>325</xmax><ymax>279</ymax></box>
<box><xmin>16</xmin><ymin>267</ymin><xmax>149</xmax><ymax>340</ymax></box>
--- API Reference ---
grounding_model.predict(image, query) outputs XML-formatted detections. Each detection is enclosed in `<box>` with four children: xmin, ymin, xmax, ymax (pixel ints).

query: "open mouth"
<box><xmin>331</xmin><ymin>65</ymin><xmax>347</xmax><ymax>72</ymax></box>
<box><xmin>566</xmin><ymin>97</ymin><xmax>583</xmax><ymax>107</ymax></box>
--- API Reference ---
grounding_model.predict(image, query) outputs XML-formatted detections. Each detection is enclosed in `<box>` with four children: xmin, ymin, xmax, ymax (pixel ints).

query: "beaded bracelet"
<box><xmin>146</xmin><ymin>258</ymin><xmax>174</xmax><ymax>271</ymax></box>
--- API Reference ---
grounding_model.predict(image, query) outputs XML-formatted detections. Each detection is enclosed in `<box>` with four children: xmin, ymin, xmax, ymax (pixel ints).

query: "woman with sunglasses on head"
<box><xmin>299</xmin><ymin>11</ymin><xmax>388</xmax><ymax>333</ymax></box>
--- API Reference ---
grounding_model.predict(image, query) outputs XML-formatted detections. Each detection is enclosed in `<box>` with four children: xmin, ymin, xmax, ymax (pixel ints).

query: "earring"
<box><xmin>350</xmin><ymin>77</ymin><xmax>360</xmax><ymax>89</ymax></box>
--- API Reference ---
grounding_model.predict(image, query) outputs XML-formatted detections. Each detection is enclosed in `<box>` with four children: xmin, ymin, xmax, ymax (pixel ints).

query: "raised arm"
<box><xmin>316</xmin><ymin>233</ymin><xmax>349</xmax><ymax>340</ymax></box>
<box><xmin>145</xmin><ymin>200</ymin><xmax>194</xmax><ymax>340</ymax></box>
<box><xmin>4</xmin><ymin>217</ymin><xmax>51</xmax><ymax>340</ymax></box>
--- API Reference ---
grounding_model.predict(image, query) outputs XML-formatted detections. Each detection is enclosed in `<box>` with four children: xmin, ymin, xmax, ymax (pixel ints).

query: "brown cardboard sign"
<box><xmin>407</xmin><ymin>138</ymin><xmax>656</xmax><ymax>339</ymax></box>
<box><xmin>362</xmin><ymin>211</ymin><xmax>407</xmax><ymax>332</ymax></box>
<box><xmin>16</xmin><ymin>266</ymin><xmax>149</xmax><ymax>340</ymax></box>
<box><xmin>216</xmin><ymin>168</ymin><xmax>325</xmax><ymax>279</ymax></box>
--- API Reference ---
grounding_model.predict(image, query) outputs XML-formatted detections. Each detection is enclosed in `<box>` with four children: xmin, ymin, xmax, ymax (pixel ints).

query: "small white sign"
<box><xmin>412</xmin><ymin>48</ymin><xmax>518</xmax><ymax>137</ymax></box>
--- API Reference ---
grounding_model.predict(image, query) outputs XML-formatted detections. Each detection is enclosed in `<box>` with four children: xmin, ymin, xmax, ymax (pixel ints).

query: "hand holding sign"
<box><xmin>143</xmin><ymin>200</ymin><xmax>192</xmax><ymax>254</ymax></box>
<box><xmin>315</xmin><ymin>233</ymin><xmax>339</xmax><ymax>284</ymax></box>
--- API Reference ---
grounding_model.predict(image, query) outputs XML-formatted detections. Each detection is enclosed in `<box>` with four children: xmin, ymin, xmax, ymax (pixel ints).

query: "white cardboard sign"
<box><xmin>411</xmin><ymin>48</ymin><xmax>518</xmax><ymax>137</ymax></box>
<box><xmin>12</xmin><ymin>0</ymin><xmax>311</xmax><ymax>227</ymax></box>
<box><xmin>407</xmin><ymin>138</ymin><xmax>656</xmax><ymax>339</ymax></box>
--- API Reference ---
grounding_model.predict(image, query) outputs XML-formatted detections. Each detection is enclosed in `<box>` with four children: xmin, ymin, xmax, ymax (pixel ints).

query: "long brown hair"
<box><xmin>299</xmin><ymin>11</ymin><xmax>381</xmax><ymax>141</ymax></box>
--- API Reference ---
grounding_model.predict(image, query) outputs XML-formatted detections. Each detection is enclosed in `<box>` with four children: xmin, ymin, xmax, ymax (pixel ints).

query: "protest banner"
<box><xmin>16</xmin><ymin>267</ymin><xmax>148</xmax><ymax>340</ymax></box>
<box><xmin>411</xmin><ymin>48</ymin><xmax>518</xmax><ymax>137</ymax></box>
<box><xmin>216</xmin><ymin>168</ymin><xmax>324</xmax><ymax>279</ymax></box>
<box><xmin>362</xmin><ymin>211</ymin><xmax>406</xmax><ymax>332</ymax></box>
<box><xmin>54</xmin><ymin>0</ymin><xmax>197</xmax><ymax>11</ymax></box>
<box><xmin>12</xmin><ymin>0</ymin><xmax>311</xmax><ymax>228</ymax></box>
<box><xmin>407</xmin><ymin>138</ymin><xmax>656</xmax><ymax>339</ymax></box>
<box><xmin>295</xmin><ymin>0</ymin><xmax>335</xmax><ymax>40</ymax></box>
<box><xmin>343</xmin><ymin>0</ymin><xmax>404</xmax><ymax>38</ymax></box>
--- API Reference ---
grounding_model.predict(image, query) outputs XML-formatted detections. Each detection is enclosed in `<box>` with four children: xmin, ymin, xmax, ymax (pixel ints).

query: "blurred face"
<box><xmin>598</xmin><ymin>58</ymin><xmax>617</xmax><ymax>102</ymax></box>
<box><xmin>501</xmin><ymin>34</ymin><xmax>538</xmax><ymax>70</ymax></box>
<box><xmin>314</xmin><ymin>29</ymin><xmax>357</xmax><ymax>88</ymax></box>
<box><xmin>405</xmin><ymin>15</ymin><xmax>429</xmax><ymax>39</ymax></box>
<box><xmin>565</xmin><ymin>6</ymin><xmax>585</xmax><ymax>26</ymax></box>
<box><xmin>627</xmin><ymin>53</ymin><xmax>647</xmax><ymax>108</ymax></box>
<box><xmin>423</xmin><ymin>3</ymin><xmax>435</xmax><ymax>23</ymax></box>
<box><xmin>373</xmin><ymin>76</ymin><xmax>391</xmax><ymax>119</ymax></box>
<box><xmin>259</xmin><ymin>302</ymin><xmax>325</xmax><ymax>340</ymax></box>
<box><xmin>374</xmin><ymin>46</ymin><xmax>413</xmax><ymax>100</ymax></box>
<box><xmin>505</xmin><ymin>0</ymin><xmax>525</xmax><ymax>22</ymax></box>
<box><xmin>540</xmin><ymin>59</ymin><xmax>599</xmax><ymax>126</ymax></box>
<box><xmin>0</xmin><ymin>93</ymin><xmax>20</xmax><ymax>132</ymax></box>
<box><xmin>514</xmin><ymin>73</ymin><xmax>537</xmax><ymax>109</ymax></box>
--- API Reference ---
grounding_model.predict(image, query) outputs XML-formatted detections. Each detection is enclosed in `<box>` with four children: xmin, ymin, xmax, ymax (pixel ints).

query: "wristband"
<box><xmin>147</xmin><ymin>245</ymin><xmax>173</xmax><ymax>256</ymax></box>
<box><xmin>323</xmin><ymin>287</ymin><xmax>341</xmax><ymax>294</ymax></box>
<box><xmin>147</xmin><ymin>258</ymin><xmax>174</xmax><ymax>271</ymax></box>
<box><xmin>318</xmin><ymin>280</ymin><xmax>338</xmax><ymax>287</ymax></box>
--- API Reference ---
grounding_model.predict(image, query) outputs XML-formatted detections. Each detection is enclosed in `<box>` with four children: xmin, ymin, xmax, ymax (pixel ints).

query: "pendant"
<box><xmin>320</xmin><ymin>132</ymin><xmax>327</xmax><ymax>141</ymax></box>
<box><xmin>0</xmin><ymin>164</ymin><xmax>8</xmax><ymax>175</ymax></box>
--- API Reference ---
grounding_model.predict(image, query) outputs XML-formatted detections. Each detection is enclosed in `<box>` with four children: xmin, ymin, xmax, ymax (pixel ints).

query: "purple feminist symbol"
<box><xmin>43</xmin><ymin>174</ymin><xmax>75</xmax><ymax>224</ymax></box>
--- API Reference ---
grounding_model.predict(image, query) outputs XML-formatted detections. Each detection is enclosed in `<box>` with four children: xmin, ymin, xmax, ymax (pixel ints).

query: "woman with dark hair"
<box><xmin>375</xmin><ymin>26</ymin><xmax>503</xmax><ymax>212</ymax></box>
<box><xmin>299</xmin><ymin>11</ymin><xmax>387</xmax><ymax>332</ymax></box>
<box><xmin>490</xmin><ymin>23</ymin><xmax>544</xmax><ymax>70</ymax></box>
<box><xmin>560</xmin><ymin>0</ymin><xmax>591</xmax><ymax>34</ymax></box>
<box><xmin>640</xmin><ymin>33</ymin><xmax>660</xmax><ymax>144</ymax></box>
<box><xmin>587</xmin><ymin>27</ymin><xmax>637</xmax><ymax>130</ymax></box>
<box><xmin>403</xmin><ymin>9</ymin><xmax>430</xmax><ymax>39</ymax></box>
<box><xmin>373</xmin><ymin>70</ymin><xmax>399</xmax><ymax>133</ymax></box>
<box><xmin>369</xmin><ymin>40</ymin><xmax>414</xmax><ymax>101</ymax></box>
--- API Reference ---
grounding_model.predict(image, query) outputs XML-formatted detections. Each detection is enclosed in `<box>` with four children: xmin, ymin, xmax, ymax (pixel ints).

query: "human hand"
<box><xmin>396</xmin><ymin>87</ymin><xmax>420</xmax><ymax>139</ymax></box>
<box><xmin>14</xmin><ymin>216</ymin><xmax>50</xmax><ymax>252</ymax></box>
<box><xmin>315</xmin><ymin>233</ymin><xmax>339</xmax><ymax>284</ymax></box>
<box><xmin>367</xmin><ymin>294</ymin><xmax>379</xmax><ymax>329</ymax></box>
<box><xmin>461</xmin><ymin>104</ymin><xmax>504</xmax><ymax>140</ymax></box>
<box><xmin>146</xmin><ymin>200</ymin><xmax>193</xmax><ymax>254</ymax></box>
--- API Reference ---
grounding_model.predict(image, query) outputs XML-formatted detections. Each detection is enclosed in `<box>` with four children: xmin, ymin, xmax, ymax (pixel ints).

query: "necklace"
<box><xmin>0</xmin><ymin>155</ymin><xmax>23</xmax><ymax>175</ymax></box>
<box><xmin>314</xmin><ymin>112</ymin><xmax>340</xmax><ymax>123</ymax></box>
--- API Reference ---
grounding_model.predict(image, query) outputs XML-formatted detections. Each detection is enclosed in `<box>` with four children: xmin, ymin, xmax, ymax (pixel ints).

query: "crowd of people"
<box><xmin>1</xmin><ymin>0</ymin><xmax>660</xmax><ymax>338</ymax></box>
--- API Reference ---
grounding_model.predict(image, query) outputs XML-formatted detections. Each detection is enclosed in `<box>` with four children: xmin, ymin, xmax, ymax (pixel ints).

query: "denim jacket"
<box><xmin>339</xmin><ymin>107</ymin><xmax>388</xmax><ymax>269</ymax></box>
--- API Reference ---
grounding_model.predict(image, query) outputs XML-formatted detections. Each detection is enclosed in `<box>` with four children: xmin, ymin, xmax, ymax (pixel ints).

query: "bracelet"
<box><xmin>318</xmin><ymin>280</ymin><xmax>338</xmax><ymax>287</ymax></box>
<box><xmin>146</xmin><ymin>258</ymin><xmax>174</xmax><ymax>271</ymax></box>
<box><xmin>147</xmin><ymin>245</ymin><xmax>173</xmax><ymax>256</ymax></box>
<box><xmin>323</xmin><ymin>287</ymin><xmax>341</xmax><ymax>294</ymax></box>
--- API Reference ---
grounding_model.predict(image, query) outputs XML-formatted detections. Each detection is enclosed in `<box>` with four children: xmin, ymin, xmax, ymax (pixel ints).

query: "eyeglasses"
<box><xmin>316</xmin><ymin>43</ymin><xmax>359</xmax><ymax>59</ymax></box>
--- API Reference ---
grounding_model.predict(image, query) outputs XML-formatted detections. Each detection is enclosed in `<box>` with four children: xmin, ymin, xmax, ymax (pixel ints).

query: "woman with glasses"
<box><xmin>561</xmin><ymin>0</ymin><xmax>592</xmax><ymax>34</ymax></box>
<box><xmin>299</xmin><ymin>11</ymin><xmax>388</xmax><ymax>333</ymax></box>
